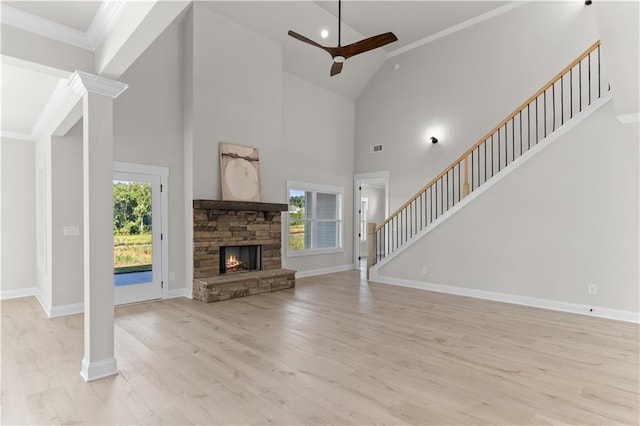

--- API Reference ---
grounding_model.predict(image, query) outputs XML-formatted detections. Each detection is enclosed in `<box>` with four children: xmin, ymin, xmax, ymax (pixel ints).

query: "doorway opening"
<box><xmin>354</xmin><ymin>172</ymin><xmax>389</xmax><ymax>276</ymax></box>
<box><xmin>113</xmin><ymin>163</ymin><xmax>168</xmax><ymax>305</ymax></box>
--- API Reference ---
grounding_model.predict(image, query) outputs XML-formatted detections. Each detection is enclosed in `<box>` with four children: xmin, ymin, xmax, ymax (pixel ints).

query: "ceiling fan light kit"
<box><xmin>288</xmin><ymin>0</ymin><xmax>398</xmax><ymax>76</ymax></box>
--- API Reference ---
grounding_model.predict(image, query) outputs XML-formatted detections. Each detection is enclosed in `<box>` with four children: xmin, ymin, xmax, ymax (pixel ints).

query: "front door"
<box><xmin>113</xmin><ymin>171</ymin><xmax>162</xmax><ymax>305</ymax></box>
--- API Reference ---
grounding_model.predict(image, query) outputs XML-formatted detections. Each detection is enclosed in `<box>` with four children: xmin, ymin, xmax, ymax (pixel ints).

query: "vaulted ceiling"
<box><xmin>1</xmin><ymin>1</ymin><xmax>515</xmax><ymax>140</ymax></box>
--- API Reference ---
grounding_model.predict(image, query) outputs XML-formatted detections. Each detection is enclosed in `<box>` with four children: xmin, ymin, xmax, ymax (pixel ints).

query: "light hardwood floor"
<box><xmin>2</xmin><ymin>270</ymin><xmax>638</xmax><ymax>425</ymax></box>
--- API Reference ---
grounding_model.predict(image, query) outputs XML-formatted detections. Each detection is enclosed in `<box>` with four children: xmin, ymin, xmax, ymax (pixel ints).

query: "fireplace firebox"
<box><xmin>220</xmin><ymin>245</ymin><xmax>261</xmax><ymax>274</ymax></box>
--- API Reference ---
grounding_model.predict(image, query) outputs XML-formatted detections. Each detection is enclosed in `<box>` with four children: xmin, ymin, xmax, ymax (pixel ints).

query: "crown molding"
<box><xmin>387</xmin><ymin>1</ymin><xmax>528</xmax><ymax>60</ymax></box>
<box><xmin>1</xmin><ymin>4</ymin><xmax>91</xmax><ymax>50</ymax></box>
<box><xmin>68</xmin><ymin>71</ymin><xmax>128</xmax><ymax>98</ymax></box>
<box><xmin>1</xmin><ymin>130</ymin><xmax>36</xmax><ymax>141</ymax></box>
<box><xmin>86</xmin><ymin>1</ymin><xmax>127</xmax><ymax>51</ymax></box>
<box><xmin>0</xmin><ymin>1</ymin><xmax>126</xmax><ymax>52</ymax></box>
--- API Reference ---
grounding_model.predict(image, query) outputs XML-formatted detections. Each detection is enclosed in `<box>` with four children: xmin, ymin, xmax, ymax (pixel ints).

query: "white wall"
<box><xmin>355</xmin><ymin>2</ymin><xmax>599</xmax><ymax>212</ymax></box>
<box><xmin>0</xmin><ymin>25</ymin><xmax>94</xmax><ymax>74</ymax></box>
<box><xmin>3</xmin><ymin>1</ymin><xmax>359</xmax><ymax>302</ymax></box>
<box><xmin>361</xmin><ymin>185</ymin><xmax>385</xmax><ymax>226</ymax></box>
<box><xmin>114</xmin><ymin>18</ymin><xmax>185</xmax><ymax>292</ymax></box>
<box><xmin>593</xmin><ymin>1</ymin><xmax>639</xmax><ymax>118</ymax></box>
<box><xmin>190</xmin><ymin>3</ymin><xmax>284</xmax><ymax>202</ymax></box>
<box><xmin>51</xmin><ymin>121</ymin><xmax>83</xmax><ymax>306</ymax></box>
<box><xmin>0</xmin><ymin>139</ymin><xmax>4</xmax><ymax>292</ymax></box>
<box><xmin>0</xmin><ymin>138</ymin><xmax>36</xmax><ymax>295</ymax></box>
<box><xmin>183</xmin><ymin>9</ymin><xmax>194</xmax><ymax>297</ymax></box>
<box><xmin>185</xmin><ymin>5</ymin><xmax>355</xmax><ymax>276</ymax></box>
<box><xmin>378</xmin><ymin>101</ymin><xmax>639</xmax><ymax>314</ymax></box>
<box><xmin>358</xmin><ymin>1</ymin><xmax>638</xmax><ymax>316</ymax></box>
<box><xmin>282</xmin><ymin>72</ymin><xmax>355</xmax><ymax>273</ymax></box>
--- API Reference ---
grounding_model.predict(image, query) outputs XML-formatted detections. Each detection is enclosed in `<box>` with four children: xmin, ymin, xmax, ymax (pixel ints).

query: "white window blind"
<box><xmin>287</xmin><ymin>182</ymin><xmax>343</xmax><ymax>255</ymax></box>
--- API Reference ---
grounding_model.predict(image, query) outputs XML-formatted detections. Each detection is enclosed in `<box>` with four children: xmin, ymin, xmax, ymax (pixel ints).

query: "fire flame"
<box><xmin>226</xmin><ymin>255</ymin><xmax>242</xmax><ymax>271</ymax></box>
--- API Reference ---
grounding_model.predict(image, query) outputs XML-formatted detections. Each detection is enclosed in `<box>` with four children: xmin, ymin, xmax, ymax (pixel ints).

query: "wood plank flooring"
<box><xmin>2</xmin><ymin>270</ymin><xmax>639</xmax><ymax>424</ymax></box>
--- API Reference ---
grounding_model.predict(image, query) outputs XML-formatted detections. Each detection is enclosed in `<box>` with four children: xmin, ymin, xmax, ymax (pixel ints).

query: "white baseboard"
<box><xmin>30</xmin><ymin>289</ymin><xmax>83</xmax><ymax>318</ymax></box>
<box><xmin>295</xmin><ymin>264</ymin><xmax>354</xmax><ymax>278</ymax></box>
<box><xmin>34</xmin><ymin>290</ymin><xmax>52</xmax><ymax>317</ymax></box>
<box><xmin>80</xmin><ymin>356</ymin><xmax>118</xmax><ymax>382</ymax></box>
<box><xmin>371</xmin><ymin>273</ymin><xmax>640</xmax><ymax>324</ymax></box>
<box><xmin>23</xmin><ymin>287</ymin><xmax>191</xmax><ymax>318</ymax></box>
<box><xmin>50</xmin><ymin>302</ymin><xmax>84</xmax><ymax>317</ymax></box>
<box><xmin>0</xmin><ymin>287</ymin><xmax>37</xmax><ymax>300</ymax></box>
<box><xmin>168</xmin><ymin>288</ymin><xmax>192</xmax><ymax>299</ymax></box>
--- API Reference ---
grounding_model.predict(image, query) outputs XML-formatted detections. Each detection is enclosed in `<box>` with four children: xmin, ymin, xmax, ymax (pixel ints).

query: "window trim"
<box><xmin>285</xmin><ymin>180</ymin><xmax>344</xmax><ymax>257</ymax></box>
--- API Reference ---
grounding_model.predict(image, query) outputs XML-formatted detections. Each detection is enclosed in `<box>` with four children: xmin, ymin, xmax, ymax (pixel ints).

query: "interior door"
<box><xmin>113</xmin><ymin>171</ymin><xmax>162</xmax><ymax>305</ymax></box>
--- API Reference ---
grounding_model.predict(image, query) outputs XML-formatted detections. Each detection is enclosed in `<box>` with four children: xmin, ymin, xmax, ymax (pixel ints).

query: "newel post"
<box><xmin>367</xmin><ymin>223</ymin><xmax>377</xmax><ymax>279</ymax></box>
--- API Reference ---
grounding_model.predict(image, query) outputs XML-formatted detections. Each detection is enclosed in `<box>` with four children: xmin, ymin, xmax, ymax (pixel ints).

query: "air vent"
<box><xmin>370</xmin><ymin>144</ymin><xmax>383</xmax><ymax>153</ymax></box>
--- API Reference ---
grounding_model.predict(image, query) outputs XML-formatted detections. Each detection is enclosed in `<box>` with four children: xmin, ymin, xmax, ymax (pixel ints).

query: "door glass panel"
<box><xmin>113</xmin><ymin>180</ymin><xmax>153</xmax><ymax>287</ymax></box>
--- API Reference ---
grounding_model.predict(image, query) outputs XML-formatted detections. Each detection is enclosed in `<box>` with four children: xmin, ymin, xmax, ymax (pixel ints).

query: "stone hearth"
<box><xmin>192</xmin><ymin>200</ymin><xmax>295</xmax><ymax>302</ymax></box>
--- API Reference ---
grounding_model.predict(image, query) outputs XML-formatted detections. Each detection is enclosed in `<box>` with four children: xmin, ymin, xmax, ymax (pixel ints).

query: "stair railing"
<box><xmin>369</xmin><ymin>40</ymin><xmax>603</xmax><ymax>269</ymax></box>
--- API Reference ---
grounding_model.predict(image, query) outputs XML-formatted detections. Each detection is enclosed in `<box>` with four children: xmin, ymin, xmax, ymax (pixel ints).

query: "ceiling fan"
<box><xmin>288</xmin><ymin>0</ymin><xmax>398</xmax><ymax>76</ymax></box>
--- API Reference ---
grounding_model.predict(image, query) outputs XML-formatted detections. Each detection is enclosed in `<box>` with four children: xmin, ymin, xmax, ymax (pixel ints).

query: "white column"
<box><xmin>68</xmin><ymin>71</ymin><xmax>127</xmax><ymax>382</ymax></box>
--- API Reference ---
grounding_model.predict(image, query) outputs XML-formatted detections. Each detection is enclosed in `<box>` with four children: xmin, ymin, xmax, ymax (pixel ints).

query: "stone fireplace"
<box><xmin>192</xmin><ymin>200</ymin><xmax>295</xmax><ymax>302</ymax></box>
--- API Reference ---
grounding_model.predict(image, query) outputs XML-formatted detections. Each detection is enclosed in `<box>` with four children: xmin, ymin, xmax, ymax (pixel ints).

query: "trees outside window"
<box><xmin>287</xmin><ymin>181</ymin><xmax>343</xmax><ymax>255</ymax></box>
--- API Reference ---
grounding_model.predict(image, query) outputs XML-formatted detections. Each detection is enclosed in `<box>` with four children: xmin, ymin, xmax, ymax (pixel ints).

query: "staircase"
<box><xmin>367</xmin><ymin>40</ymin><xmax>606</xmax><ymax>272</ymax></box>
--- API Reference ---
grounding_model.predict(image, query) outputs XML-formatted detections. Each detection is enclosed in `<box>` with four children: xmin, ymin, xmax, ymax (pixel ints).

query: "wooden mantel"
<box><xmin>193</xmin><ymin>200</ymin><xmax>288</xmax><ymax>212</ymax></box>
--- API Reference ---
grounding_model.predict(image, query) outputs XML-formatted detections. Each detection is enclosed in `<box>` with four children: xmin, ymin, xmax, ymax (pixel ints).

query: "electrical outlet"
<box><xmin>169</xmin><ymin>272</ymin><xmax>175</xmax><ymax>281</ymax></box>
<box><xmin>421</xmin><ymin>266</ymin><xmax>428</xmax><ymax>275</ymax></box>
<box><xmin>588</xmin><ymin>284</ymin><xmax>597</xmax><ymax>295</ymax></box>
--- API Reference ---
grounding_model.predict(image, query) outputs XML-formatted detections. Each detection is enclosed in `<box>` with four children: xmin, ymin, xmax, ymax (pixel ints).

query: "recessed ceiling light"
<box><xmin>321</xmin><ymin>29</ymin><xmax>329</xmax><ymax>39</ymax></box>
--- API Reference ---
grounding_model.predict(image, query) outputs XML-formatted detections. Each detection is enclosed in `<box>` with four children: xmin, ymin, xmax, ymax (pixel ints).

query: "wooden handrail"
<box><xmin>375</xmin><ymin>40</ymin><xmax>600</xmax><ymax>231</ymax></box>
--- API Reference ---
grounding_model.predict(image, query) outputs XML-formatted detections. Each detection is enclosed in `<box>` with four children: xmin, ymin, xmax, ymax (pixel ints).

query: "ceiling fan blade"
<box><xmin>290</xmin><ymin>0</ymin><xmax>398</xmax><ymax>79</ymax></box>
<box><xmin>341</xmin><ymin>32</ymin><xmax>398</xmax><ymax>59</ymax></box>
<box><xmin>330</xmin><ymin>61</ymin><xmax>343</xmax><ymax>76</ymax></box>
<box><xmin>288</xmin><ymin>30</ymin><xmax>327</xmax><ymax>51</ymax></box>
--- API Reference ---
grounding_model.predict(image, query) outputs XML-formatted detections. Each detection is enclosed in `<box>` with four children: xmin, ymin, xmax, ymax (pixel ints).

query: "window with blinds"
<box><xmin>287</xmin><ymin>182</ymin><xmax>343</xmax><ymax>255</ymax></box>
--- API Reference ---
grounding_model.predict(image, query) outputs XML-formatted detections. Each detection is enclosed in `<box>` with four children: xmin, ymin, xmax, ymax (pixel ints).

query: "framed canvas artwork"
<box><xmin>219</xmin><ymin>142</ymin><xmax>261</xmax><ymax>202</ymax></box>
